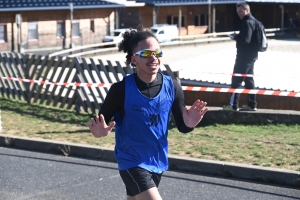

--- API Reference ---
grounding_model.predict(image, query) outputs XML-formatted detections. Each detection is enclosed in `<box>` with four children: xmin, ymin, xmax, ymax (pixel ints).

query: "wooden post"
<box><xmin>69</xmin><ymin>3</ymin><xmax>73</xmax><ymax>49</ymax></box>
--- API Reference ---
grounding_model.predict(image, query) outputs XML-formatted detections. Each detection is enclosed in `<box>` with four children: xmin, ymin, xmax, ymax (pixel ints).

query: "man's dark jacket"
<box><xmin>234</xmin><ymin>13</ymin><xmax>258</xmax><ymax>59</ymax></box>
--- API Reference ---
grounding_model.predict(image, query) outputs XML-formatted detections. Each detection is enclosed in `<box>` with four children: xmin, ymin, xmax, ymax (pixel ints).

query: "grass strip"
<box><xmin>1</xmin><ymin>97</ymin><xmax>299</xmax><ymax>171</ymax></box>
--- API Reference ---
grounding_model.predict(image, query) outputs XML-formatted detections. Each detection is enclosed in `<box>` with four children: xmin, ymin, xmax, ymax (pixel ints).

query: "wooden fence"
<box><xmin>1</xmin><ymin>52</ymin><xmax>299</xmax><ymax>112</ymax></box>
<box><xmin>0</xmin><ymin>52</ymin><xmax>176</xmax><ymax>113</ymax></box>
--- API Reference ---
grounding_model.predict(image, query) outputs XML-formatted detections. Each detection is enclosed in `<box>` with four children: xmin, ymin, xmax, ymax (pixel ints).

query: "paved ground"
<box><xmin>168</xmin><ymin>39</ymin><xmax>300</xmax><ymax>92</ymax></box>
<box><xmin>92</xmin><ymin>38</ymin><xmax>300</xmax><ymax>64</ymax></box>
<box><xmin>92</xmin><ymin>38</ymin><xmax>300</xmax><ymax>92</ymax></box>
<box><xmin>1</xmin><ymin>145</ymin><xmax>300</xmax><ymax>200</ymax></box>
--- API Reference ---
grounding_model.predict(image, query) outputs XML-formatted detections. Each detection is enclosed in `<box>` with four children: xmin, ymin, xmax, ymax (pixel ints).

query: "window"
<box><xmin>200</xmin><ymin>14</ymin><xmax>207</xmax><ymax>26</ymax></box>
<box><xmin>90</xmin><ymin>20</ymin><xmax>94</xmax><ymax>32</ymax></box>
<box><xmin>166</xmin><ymin>15</ymin><xmax>185</xmax><ymax>27</ymax></box>
<box><xmin>72</xmin><ymin>21</ymin><xmax>80</xmax><ymax>37</ymax></box>
<box><xmin>57</xmin><ymin>22</ymin><xmax>65</xmax><ymax>38</ymax></box>
<box><xmin>167</xmin><ymin>15</ymin><xmax>172</xmax><ymax>25</ymax></box>
<box><xmin>194</xmin><ymin>15</ymin><xmax>199</xmax><ymax>26</ymax></box>
<box><xmin>0</xmin><ymin>25</ymin><xmax>7</xmax><ymax>42</ymax></box>
<box><xmin>28</xmin><ymin>22</ymin><xmax>38</xmax><ymax>40</ymax></box>
<box><xmin>173</xmin><ymin>16</ymin><xmax>179</xmax><ymax>26</ymax></box>
<box><xmin>194</xmin><ymin>14</ymin><xmax>208</xmax><ymax>26</ymax></box>
<box><xmin>181</xmin><ymin>16</ymin><xmax>185</xmax><ymax>27</ymax></box>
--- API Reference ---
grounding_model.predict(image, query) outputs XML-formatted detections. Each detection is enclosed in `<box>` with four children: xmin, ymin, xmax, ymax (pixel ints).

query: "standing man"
<box><xmin>86</xmin><ymin>25</ymin><xmax>208</xmax><ymax>200</ymax></box>
<box><xmin>225</xmin><ymin>2</ymin><xmax>258</xmax><ymax>111</ymax></box>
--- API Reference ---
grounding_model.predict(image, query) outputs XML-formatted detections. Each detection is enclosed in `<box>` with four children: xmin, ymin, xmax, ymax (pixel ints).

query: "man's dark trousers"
<box><xmin>231</xmin><ymin>56</ymin><xmax>257</xmax><ymax>109</ymax></box>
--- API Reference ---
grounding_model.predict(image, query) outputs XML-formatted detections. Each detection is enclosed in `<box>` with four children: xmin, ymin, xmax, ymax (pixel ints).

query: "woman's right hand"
<box><xmin>86</xmin><ymin>114</ymin><xmax>116</xmax><ymax>137</ymax></box>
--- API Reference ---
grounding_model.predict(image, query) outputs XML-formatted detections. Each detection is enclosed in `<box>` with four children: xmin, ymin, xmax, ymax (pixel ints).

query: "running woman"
<box><xmin>86</xmin><ymin>24</ymin><xmax>208</xmax><ymax>200</ymax></box>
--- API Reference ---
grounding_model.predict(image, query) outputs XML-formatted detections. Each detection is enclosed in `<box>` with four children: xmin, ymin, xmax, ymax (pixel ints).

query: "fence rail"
<box><xmin>47</xmin><ymin>28</ymin><xmax>284</xmax><ymax>58</ymax></box>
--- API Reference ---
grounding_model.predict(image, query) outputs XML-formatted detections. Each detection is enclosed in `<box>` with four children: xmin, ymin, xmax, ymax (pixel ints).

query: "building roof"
<box><xmin>106</xmin><ymin>0</ymin><xmax>146</xmax><ymax>7</ymax></box>
<box><xmin>2</xmin><ymin>0</ymin><xmax>298</xmax><ymax>12</ymax></box>
<box><xmin>0</xmin><ymin>0</ymin><xmax>124</xmax><ymax>12</ymax></box>
<box><xmin>135</xmin><ymin>0</ymin><xmax>300</xmax><ymax>6</ymax></box>
<box><xmin>135</xmin><ymin>0</ymin><xmax>236</xmax><ymax>6</ymax></box>
<box><xmin>247</xmin><ymin>0</ymin><xmax>300</xmax><ymax>3</ymax></box>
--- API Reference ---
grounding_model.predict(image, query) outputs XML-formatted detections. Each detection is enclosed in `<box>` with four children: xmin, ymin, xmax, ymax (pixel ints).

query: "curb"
<box><xmin>1</xmin><ymin>134</ymin><xmax>299</xmax><ymax>188</ymax></box>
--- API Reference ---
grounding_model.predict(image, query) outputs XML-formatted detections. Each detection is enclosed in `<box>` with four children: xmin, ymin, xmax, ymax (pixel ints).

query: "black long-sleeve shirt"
<box><xmin>99</xmin><ymin>73</ymin><xmax>193</xmax><ymax>133</ymax></box>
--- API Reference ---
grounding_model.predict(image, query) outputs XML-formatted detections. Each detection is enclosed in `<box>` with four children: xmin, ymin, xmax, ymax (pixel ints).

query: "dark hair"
<box><xmin>118</xmin><ymin>24</ymin><xmax>158</xmax><ymax>67</ymax></box>
<box><xmin>236</xmin><ymin>2</ymin><xmax>250</xmax><ymax>10</ymax></box>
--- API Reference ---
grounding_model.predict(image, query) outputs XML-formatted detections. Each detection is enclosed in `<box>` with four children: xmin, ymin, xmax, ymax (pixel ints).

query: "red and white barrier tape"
<box><xmin>216</xmin><ymin>72</ymin><xmax>296</xmax><ymax>78</ymax></box>
<box><xmin>1</xmin><ymin>76</ymin><xmax>299</xmax><ymax>97</ymax></box>
<box><xmin>182</xmin><ymin>86</ymin><xmax>300</xmax><ymax>97</ymax></box>
<box><xmin>173</xmin><ymin>68</ymin><xmax>298</xmax><ymax>78</ymax></box>
<box><xmin>0</xmin><ymin>76</ymin><xmax>113</xmax><ymax>88</ymax></box>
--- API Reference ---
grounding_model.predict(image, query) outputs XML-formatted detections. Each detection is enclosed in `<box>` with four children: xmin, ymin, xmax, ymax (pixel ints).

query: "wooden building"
<box><xmin>0</xmin><ymin>0</ymin><xmax>125</xmax><ymax>52</ymax></box>
<box><xmin>117</xmin><ymin>0</ymin><xmax>300</xmax><ymax>34</ymax></box>
<box><xmin>0</xmin><ymin>0</ymin><xmax>299</xmax><ymax>52</ymax></box>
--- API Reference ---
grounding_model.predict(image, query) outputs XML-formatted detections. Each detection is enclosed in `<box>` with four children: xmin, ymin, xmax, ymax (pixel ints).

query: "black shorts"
<box><xmin>119</xmin><ymin>167</ymin><xmax>163</xmax><ymax>197</ymax></box>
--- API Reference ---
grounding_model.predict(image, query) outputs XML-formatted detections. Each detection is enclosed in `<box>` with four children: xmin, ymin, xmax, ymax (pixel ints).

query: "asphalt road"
<box><xmin>1</xmin><ymin>147</ymin><xmax>299</xmax><ymax>200</ymax></box>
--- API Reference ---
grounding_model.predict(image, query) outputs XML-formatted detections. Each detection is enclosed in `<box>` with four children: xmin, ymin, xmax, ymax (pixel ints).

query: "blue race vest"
<box><xmin>114</xmin><ymin>73</ymin><xmax>174</xmax><ymax>173</ymax></box>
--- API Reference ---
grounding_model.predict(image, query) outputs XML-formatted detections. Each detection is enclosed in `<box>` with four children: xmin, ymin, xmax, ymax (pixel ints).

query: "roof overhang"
<box><xmin>136</xmin><ymin>0</ymin><xmax>242</xmax><ymax>6</ymax></box>
<box><xmin>136</xmin><ymin>0</ymin><xmax>300</xmax><ymax>6</ymax></box>
<box><xmin>105</xmin><ymin>0</ymin><xmax>146</xmax><ymax>7</ymax></box>
<box><xmin>247</xmin><ymin>0</ymin><xmax>300</xmax><ymax>3</ymax></box>
<box><xmin>0</xmin><ymin>1</ymin><xmax>125</xmax><ymax>12</ymax></box>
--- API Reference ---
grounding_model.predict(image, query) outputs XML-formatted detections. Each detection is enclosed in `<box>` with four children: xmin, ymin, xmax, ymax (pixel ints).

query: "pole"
<box><xmin>179</xmin><ymin>6</ymin><xmax>182</xmax><ymax>29</ymax></box>
<box><xmin>153</xmin><ymin>7</ymin><xmax>156</xmax><ymax>25</ymax></box>
<box><xmin>280</xmin><ymin>5</ymin><xmax>284</xmax><ymax>33</ymax></box>
<box><xmin>208</xmin><ymin>0</ymin><xmax>211</xmax><ymax>33</ymax></box>
<box><xmin>69</xmin><ymin>3</ymin><xmax>73</xmax><ymax>49</ymax></box>
<box><xmin>212</xmin><ymin>5</ymin><xmax>216</xmax><ymax>33</ymax></box>
<box><xmin>16</xmin><ymin>14</ymin><xmax>21</xmax><ymax>53</ymax></box>
<box><xmin>115</xmin><ymin>8</ymin><xmax>119</xmax><ymax>29</ymax></box>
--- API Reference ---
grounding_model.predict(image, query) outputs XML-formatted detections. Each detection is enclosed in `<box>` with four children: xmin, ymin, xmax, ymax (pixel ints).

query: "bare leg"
<box><xmin>127</xmin><ymin>196</ymin><xmax>136</xmax><ymax>200</ymax></box>
<box><xmin>133</xmin><ymin>187</ymin><xmax>162</xmax><ymax>200</ymax></box>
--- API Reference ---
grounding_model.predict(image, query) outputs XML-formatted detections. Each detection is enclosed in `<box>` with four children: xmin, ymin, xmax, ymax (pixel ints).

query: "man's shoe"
<box><xmin>223</xmin><ymin>105</ymin><xmax>239</xmax><ymax>111</ymax></box>
<box><xmin>241</xmin><ymin>105</ymin><xmax>257</xmax><ymax>111</ymax></box>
